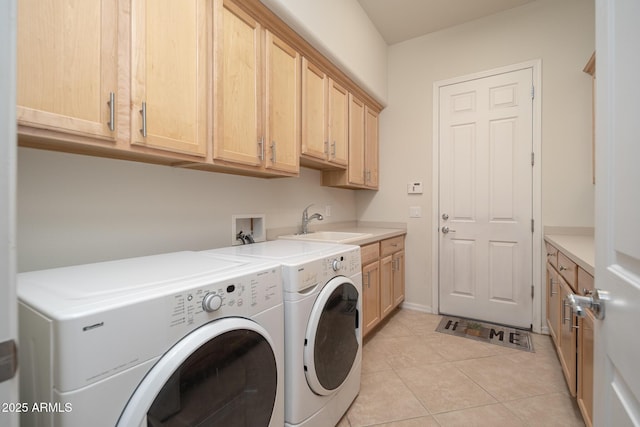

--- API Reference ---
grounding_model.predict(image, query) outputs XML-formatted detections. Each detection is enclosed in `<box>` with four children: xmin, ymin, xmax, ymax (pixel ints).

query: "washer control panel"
<box><xmin>167</xmin><ymin>265</ymin><xmax>281</xmax><ymax>335</ymax></box>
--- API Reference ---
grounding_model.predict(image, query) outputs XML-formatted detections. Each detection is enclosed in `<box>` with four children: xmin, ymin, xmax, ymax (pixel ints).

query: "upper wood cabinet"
<box><xmin>327</xmin><ymin>79</ymin><xmax>349</xmax><ymax>166</ymax></box>
<box><xmin>16</xmin><ymin>0</ymin><xmax>382</xmax><ymax>180</ymax></box>
<box><xmin>131</xmin><ymin>0</ymin><xmax>208</xmax><ymax>157</ymax></box>
<box><xmin>300</xmin><ymin>58</ymin><xmax>349</xmax><ymax>169</ymax></box>
<box><xmin>212</xmin><ymin>0</ymin><xmax>298</xmax><ymax>175</ymax></box>
<box><xmin>301</xmin><ymin>58</ymin><xmax>329</xmax><ymax>164</ymax></box>
<box><xmin>322</xmin><ymin>98</ymin><xmax>380</xmax><ymax>190</ymax></box>
<box><xmin>263</xmin><ymin>30</ymin><xmax>300</xmax><ymax>174</ymax></box>
<box><xmin>348</xmin><ymin>95</ymin><xmax>366</xmax><ymax>186</ymax></box>
<box><xmin>364</xmin><ymin>106</ymin><xmax>380</xmax><ymax>188</ymax></box>
<box><xmin>583</xmin><ymin>52</ymin><xmax>596</xmax><ymax>184</ymax></box>
<box><xmin>17</xmin><ymin>0</ymin><xmax>118</xmax><ymax>143</ymax></box>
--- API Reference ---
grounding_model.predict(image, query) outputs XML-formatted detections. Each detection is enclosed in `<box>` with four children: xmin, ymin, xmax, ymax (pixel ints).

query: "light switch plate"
<box><xmin>409</xmin><ymin>206</ymin><xmax>422</xmax><ymax>218</ymax></box>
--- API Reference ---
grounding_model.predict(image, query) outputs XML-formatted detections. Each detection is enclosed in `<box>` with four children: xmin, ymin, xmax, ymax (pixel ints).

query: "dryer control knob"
<box><xmin>331</xmin><ymin>259</ymin><xmax>342</xmax><ymax>271</ymax></box>
<box><xmin>202</xmin><ymin>293</ymin><xmax>223</xmax><ymax>312</ymax></box>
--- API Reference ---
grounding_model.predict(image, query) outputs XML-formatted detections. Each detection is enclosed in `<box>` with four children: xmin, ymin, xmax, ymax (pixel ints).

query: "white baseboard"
<box><xmin>399</xmin><ymin>302</ymin><xmax>433</xmax><ymax>314</ymax></box>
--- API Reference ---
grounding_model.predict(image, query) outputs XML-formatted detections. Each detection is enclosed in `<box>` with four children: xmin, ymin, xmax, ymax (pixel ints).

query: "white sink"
<box><xmin>278</xmin><ymin>231</ymin><xmax>372</xmax><ymax>244</ymax></box>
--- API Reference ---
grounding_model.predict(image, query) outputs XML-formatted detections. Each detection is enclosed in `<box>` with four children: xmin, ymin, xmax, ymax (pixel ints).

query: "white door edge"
<box><xmin>0</xmin><ymin>0</ymin><xmax>18</xmax><ymax>425</ymax></box>
<box><xmin>431</xmin><ymin>59</ymin><xmax>543</xmax><ymax>332</ymax></box>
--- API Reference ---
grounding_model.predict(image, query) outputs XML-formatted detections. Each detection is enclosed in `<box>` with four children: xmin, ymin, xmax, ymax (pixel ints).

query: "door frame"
<box><xmin>431</xmin><ymin>60</ymin><xmax>543</xmax><ymax>332</ymax></box>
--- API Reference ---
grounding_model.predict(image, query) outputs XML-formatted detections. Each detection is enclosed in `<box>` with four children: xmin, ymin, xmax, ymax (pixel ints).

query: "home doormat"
<box><xmin>435</xmin><ymin>316</ymin><xmax>534</xmax><ymax>352</ymax></box>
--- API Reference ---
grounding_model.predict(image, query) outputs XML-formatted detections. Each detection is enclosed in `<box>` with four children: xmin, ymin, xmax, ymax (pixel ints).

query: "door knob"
<box><xmin>565</xmin><ymin>289</ymin><xmax>609</xmax><ymax>320</ymax></box>
<box><xmin>441</xmin><ymin>226</ymin><xmax>456</xmax><ymax>234</ymax></box>
<box><xmin>442</xmin><ymin>213</ymin><xmax>449</xmax><ymax>220</ymax></box>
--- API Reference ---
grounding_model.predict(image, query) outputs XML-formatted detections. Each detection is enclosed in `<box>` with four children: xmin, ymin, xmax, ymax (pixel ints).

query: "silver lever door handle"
<box><xmin>566</xmin><ymin>289</ymin><xmax>609</xmax><ymax>320</ymax></box>
<box><xmin>441</xmin><ymin>226</ymin><xmax>456</xmax><ymax>234</ymax></box>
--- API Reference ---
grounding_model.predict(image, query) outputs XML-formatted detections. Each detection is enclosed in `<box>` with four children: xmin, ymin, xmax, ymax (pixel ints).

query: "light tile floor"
<box><xmin>337</xmin><ymin>309</ymin><xmax>585</xmax><ymax>427</ymax></box>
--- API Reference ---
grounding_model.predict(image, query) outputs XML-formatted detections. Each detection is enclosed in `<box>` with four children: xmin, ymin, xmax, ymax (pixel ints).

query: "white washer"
<box><xmin>205</xmin><ymin>240</ymin><xmax>363</xmax><ymax>427</ymax></box>
<box><xmin>18</xmin><ymin>251</ymin><xmax>284</xmax><ymax>427</ymax></box>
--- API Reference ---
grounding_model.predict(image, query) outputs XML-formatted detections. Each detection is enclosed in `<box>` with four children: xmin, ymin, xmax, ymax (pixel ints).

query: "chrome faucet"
<box><xmin>301</xmin><ymin>204</ymin><xmax>323</xmax><ymax>234</ymax></box>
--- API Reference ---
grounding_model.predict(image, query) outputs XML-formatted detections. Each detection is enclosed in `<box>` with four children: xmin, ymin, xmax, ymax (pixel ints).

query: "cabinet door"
<box><xmin>264</xmin><ymin>31</ymin><xmax>299</xmax><ymax>175</ymax></box>
<box><xmin>380</xmin><ymin>255</ymin><xmax>394</xmax><ymax>318</ymax></box>
<box><xmin>17</xmin><ymin>0</ymin><xmax>118</xmax><ymax>142</ymax></box>
<box><xmin>301</xmin><ymin>58</ymin><xmax>328</xmax><ymax>161</ymax></box>
<box><xmin>362</xmin><ymin>261</ymin><xmax>380</xmax><ymax>337</ymax></box>
<box><xmin>578</xmin><ymin>310</ymin><xmax>594</xmax><ymax>427</ymax></box>
<box><xmin>327</xmin><ymin>79</ymin><xmax>348</xmax><ymax>166</ymax></box>
<box><xmin>364</xmin><ymin>106</ymin><xmax>379</xmax><ymax>189</ymax></box>
<box><xmin>546</xmin><ymin>262</ymin><xmax>561</xmax><ymax>346</ymax></box>
<box><xmin>392</xmin><ymin>250</ymin><xmax>405</xmax><ymax>307</ymax></box>
<box><xmin>212</xmin><ymin>0</ymin><xmax>262</xmax><ymax>166</ymax></box>
<box><xmin>348</xmin><ymin>94</ymin><xmax>365</xmax><ymax>185</ymax></box>
<box><xmin>131</xmin><ymin>0</ymin><xmax>208</xmax><ymax>156</ymax></box>
<box><xmin>559</xmin><ymin>279</ymin><xmax>577</xmax><ymax>396</ymax></box>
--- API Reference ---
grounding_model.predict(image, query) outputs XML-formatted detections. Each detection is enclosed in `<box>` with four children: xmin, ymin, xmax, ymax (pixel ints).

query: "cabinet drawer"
<box><xmin>578</xmin><ymin>267</ymin><xmax>595</xmax><ymax>296</ymax></box>
<box><xmin>558</xmin><ymin>252</ymin><xmax>578</xmax><ymax>292</ymax></box>
<box><xmin>381</xmin><ymin>236</ymin><xmax>404</xmax><ymax>257</ymax></box>
<box><xmin>361</xmin><ymin>243</ymin><xmax>380</xmax><ymax>265</ymax></box>
<box><xmin>545</xmin><ymin>242</ymin><xmax>558</xmax><ymax>269</ymax></box>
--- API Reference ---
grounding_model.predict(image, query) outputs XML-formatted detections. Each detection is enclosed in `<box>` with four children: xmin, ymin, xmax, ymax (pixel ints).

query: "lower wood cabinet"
<box><xmin>546</xmin><ymin>261</ymin><xmax>561</xmax><ymax>346</ymax></box>
<box><xmin>361</xmin><ymin>234</ymin><xmax>405</xmax><ymax>337</ymax></box>
<box><xmin>558</xmin><ymin>278</ymin><xmax>577</xmax><ymax>397</ymax></box>
<box><xmin>545</xmin><ymin>239</ymin><xmax>594</xmax><ymax>427</ymax></box>
<box><xmin>578</xmin><ymin>310</ymin><xmax>594</xmax><ymax>427</ymax></box>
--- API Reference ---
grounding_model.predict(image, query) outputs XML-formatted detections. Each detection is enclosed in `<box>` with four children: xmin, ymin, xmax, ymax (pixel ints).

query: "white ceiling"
<box><xmin>357</xmin><ymin>0</ymin><xmax>537</xmax><ymax>45</ymax></box>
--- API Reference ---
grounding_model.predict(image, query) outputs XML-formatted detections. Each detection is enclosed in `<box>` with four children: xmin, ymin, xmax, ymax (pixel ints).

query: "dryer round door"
<box><xmin>117</xmin><ymin>318</ymin><xmax>279</xmax><ymax>427</ymax></box>
<box><xmin>303</xmin><ymin>276</ymin><xmax>360</xmax><ymax>396</ymax></box>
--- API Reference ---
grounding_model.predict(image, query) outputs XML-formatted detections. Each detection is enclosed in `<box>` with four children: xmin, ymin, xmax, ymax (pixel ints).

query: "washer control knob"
<box><xmin>331</xmin><ymin>258</ymin><xmax>342</xmax><ymax>271</ymax></box>
<box><xmin>202</xmin><ymin>293</ymin><xmax>223</xmax><ymax>312</ymax></box>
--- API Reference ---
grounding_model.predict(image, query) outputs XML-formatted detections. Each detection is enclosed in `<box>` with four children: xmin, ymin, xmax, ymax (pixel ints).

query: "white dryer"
<box><xmin>204</xmin><ymin>240</ymin><xmax>363</xmax><ymax>427</ymax></box>
<box><xmin>18</xmin><ymin>251</ymin><xmax>284</xmax><ymax>427</ymax></box>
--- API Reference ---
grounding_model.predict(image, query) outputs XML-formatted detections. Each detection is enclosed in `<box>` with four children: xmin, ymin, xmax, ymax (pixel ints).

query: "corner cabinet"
<box><xmin>362</xmin><ymin>235</ymin><xmax>406</xmax><ymax>338</ymax></box>
<box><xmin>17</xmin><ymin>0</ymin><xmax>119</xmax><ymax>144</ymax></box>
<box><xmin>131</xmin><ymin>0</ymin><xmax>208</xmax><ymax>157</ymax></box>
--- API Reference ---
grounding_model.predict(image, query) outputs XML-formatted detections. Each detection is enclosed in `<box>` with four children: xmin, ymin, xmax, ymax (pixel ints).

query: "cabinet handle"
<box><xmin>324</xmin><ymin>141</ymin><xmax>329</xmax><ymax>156</ymax></box>
<box><xmin>139</xmin><ymin>102</ymin><xmax>147</xmax><ymax>137</ymax></box>
<box><xmin>365</xmin><ymin>271</ymin><xmax>370</xmax><ymax>288</ymax></box>
<box><xmin>562</xmin><ymin>300</ymin><xmax>570</xmax><ymax>324</ymax></box>
<box><xmin>331</xmin><ymin>141</ymin><xmax>336</xmax><ymax>158</ymax></box>
<box><xmin>258</xmin><ymin>137</ymin><xmax>264</xmax><ymax>161</ymax></box>
<box><xmin>271</xmin><ymin>141</ymin><xmax>276</xmax><ymax>163</ymax></box>
<box><xmin>107</xmin><ymin>92</ymin><xmax>115</xmax><ymax>132</ymax></box>
<box><xmin>559</xmin><ymin>265</ymin><xmax>568</xmax><ymax>271</ymax></box>
<box><xmin>549</xmin><ymin>279</ymin><xmax>557</xmax><ymax>296</ymax></box>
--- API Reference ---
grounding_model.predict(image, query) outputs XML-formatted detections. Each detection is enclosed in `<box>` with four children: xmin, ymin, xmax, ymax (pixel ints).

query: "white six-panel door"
<box><xmin>594</xmin><ymin>0</ymin><xmax>640</xmax><ymax>424</ymax></box>
<box><xmin>438</xmin><ymin>67</ymin><xmax>534</xmax><ymax>329</ymax></box>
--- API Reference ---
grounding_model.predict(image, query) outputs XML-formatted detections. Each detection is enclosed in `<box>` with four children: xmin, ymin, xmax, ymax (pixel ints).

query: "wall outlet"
<box><xmin>325</xmin><ymin>205</ymin><xmax>332</xmax><ymax>217</ymax></box>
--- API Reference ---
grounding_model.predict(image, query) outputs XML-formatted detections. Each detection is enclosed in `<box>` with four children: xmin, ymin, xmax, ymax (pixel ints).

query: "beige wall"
<box><xmin>17</xmin><ymin>148</ymin><xmax>357</xmax><ymax>271</ymax></box>
<box><xmin>357</xmin><ymin>0</ymin><xmax>595</xmax><ymax>312</ymax></box>
<box><xmin>260</xmin><ymin>0</ymin><xmax>388</xmax><ymax>104</ymax></box>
